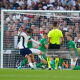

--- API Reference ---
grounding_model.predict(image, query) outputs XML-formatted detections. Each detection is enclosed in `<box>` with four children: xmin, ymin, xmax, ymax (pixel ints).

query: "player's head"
<box><xmin>53</xmin><ymin>21</ymin><xmax>58</xmax><ymax>28</ymax></box>
<box><xmin>26</xmin><ymin>28</ymin><xmax>33</xmax><ymax>35</ymax></box>
<box><xmin>66</xmin><ymin>33</ymin><xmax>72</xmax><ymax>41</ymax></box>
<box><xmin>18</xmin><ymin>27</ymin><xmax>23</xmax><ymax>32</ymax></box>
<box><xmin>43</xmin><ymin>33</ymin><xmax>48</xmax><ymax>39</ymax></box>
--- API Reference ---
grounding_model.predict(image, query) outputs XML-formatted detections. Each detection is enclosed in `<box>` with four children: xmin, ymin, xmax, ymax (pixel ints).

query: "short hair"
<box><xmin>53</xmin><ymin>21</ymin><xmax>57</xmax><ymax>27</ymax></box>
<box><xmin>43</xmin><ymin>33</ymin><xmax>47</xmax><ymax>35</ymax></box>
<box><xmin>67</xmin><ymin>33</ymin><xmax>72</xmax><ymax>37</ymax></box>
<box><xmin>27</xmin><ymin>28</ymin><xmax>33</xmax><ymax>33</ymax></box>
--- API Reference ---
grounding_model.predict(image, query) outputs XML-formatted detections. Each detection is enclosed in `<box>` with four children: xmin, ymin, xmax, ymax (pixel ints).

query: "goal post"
<box><xmin>1</xmin><ymin>10</ymin><xmax>80</xmax><ymax>68</ymax></box>
<box><xmin>1</xmin><ymin>10</ymin><xmax>4</xmax><ymax>68</ymax></box>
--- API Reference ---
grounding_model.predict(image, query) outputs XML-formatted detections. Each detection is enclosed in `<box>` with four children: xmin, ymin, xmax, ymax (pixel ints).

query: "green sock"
<box><xmin>73</xmin><ymin>66</ymin><xmax>80</xmax><ymax>70</ymax></box>
<box><xmin>59</xmin><ymin>58</ymin><xmax>63</xmax><ymax>67</ymax></box>
<box><xmin>51</xmin><ymin>64</ymin><xmax>55</xmax><ymax>70</ymax></box>
<box><xmin>36</xmin><ymin>62</ymin><xmax>44</xmax><ymax>67</ymax></box>
<box><xmin>42</xmin><ymin>54</ymin><xmax>47</xmax><ymax>60</ymax></box>
<box><xmin>20</xmin><ymin>59</ymin><xmax>28</xmax><ymax>67</ymax></box>
<box><xmin>50</xmin><ymin>60</ymin><xmax>55</xmax><ymax>70</ymax></box>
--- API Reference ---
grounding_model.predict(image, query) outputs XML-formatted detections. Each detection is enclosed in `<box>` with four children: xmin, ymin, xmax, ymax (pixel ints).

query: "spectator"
<box><xmin>12</xmin><ymin>0</ymin><xmax>19</xmax><ymax>9</ymax></box>
<box><xmin>9</xmin><ymin>3</ymin><xmax>13</xmax><ymax>9</ymax></box>
<box><xmin>75</xmin><ymin>0</ymin><xmax>79</xmax><ymax>10</ymax></box>
<box><xmin>74</xmin><ymin>33</ymin><xmax>80</xmax><ymax>47</ymax></box>
<box><xmin>57</xmin><ymin>1</ymin><xmax>64</xmax><ymax>10</ymax></box>
<box><xmin>63</xmin><ymin>21</ymin><xmax>68</xmax><ymax>31</ymax></box>
<box><xmin>16</xmin><ymin>0</ymin><xmax>24</xmax><ymax>6</ymax></box>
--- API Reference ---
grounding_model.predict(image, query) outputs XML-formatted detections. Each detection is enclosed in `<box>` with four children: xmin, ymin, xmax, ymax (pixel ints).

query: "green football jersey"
<box><xmin>68</xmin><ymin>40</ymin><xmax>78</xmax><ymax>58</ymax></box>
<box><xmin>27</xmin><ymin>35</ymin><xmax>33</xmax><ymax>48</ymax></box>
<box><xmin>39</xmin><ymin>38</ymin><xmax>47</xmax><ymax>52</ymax></box>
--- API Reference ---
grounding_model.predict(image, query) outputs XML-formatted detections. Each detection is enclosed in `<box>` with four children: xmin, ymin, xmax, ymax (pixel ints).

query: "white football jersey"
<box><xmin>17</xmin><ymin>31</ymin><xmax>30</xmax><ymax>49</ymax></box>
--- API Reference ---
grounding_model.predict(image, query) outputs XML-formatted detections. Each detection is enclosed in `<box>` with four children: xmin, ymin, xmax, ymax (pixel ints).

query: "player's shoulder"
<box><xmin>40</xmin><ymin>38</ymin><xmax>45</xmax><ymax>42</ymax></box>
<box><xmin>21</xmin><ymin>32</ymin><xmax>26</xmax><ymax>35</ymax></box>
<box><xmin>48</xmin><ymin>30</ymin><xmax>53</xmax><ymax>34</ymax></box>
<box><xmin>41</xmin><ymin>38</ymin><xmax>44</xmax><ymax>41</ymax></box>
<box><xmin>72</xmin><ymin>41</ymin><xmax>75</xmax><ymax>44</ymax></box>
<box><xmin>21</xmin><ymin>32</ymin><xmax>28</xmax><ymax>37</ymax></box>
<box><xmin>69</xmin><ymin>40</ymin><xmax>75</xmax><ymax>44</ymax></box>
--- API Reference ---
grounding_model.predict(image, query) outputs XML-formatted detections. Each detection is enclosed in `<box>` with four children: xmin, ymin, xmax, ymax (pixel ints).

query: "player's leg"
<box><xmin>30</xmin><ymin>48</ymin><xmax>48</xmax><ymax>68</ymax></box>
<box><xmin>26</xmin><ymin>48</ymin><xmax>37</xmax><ymax>69</ymax></box>
<box><xmin>25</xmin><ymin>55</ymin><xmax>35</xmax><ymax>69</ymax></box>
<box><xmin>30</xmin><ymin>53</ymin><xmax>37</xmax><ymax>68</ymax></box>
<box><xmin>30</xmin><ymin>48</ymin><xmax>43</xmax><ymax>55</ymax></box>
<box><xmin>71</xmin><ymin>58</ymin><xmax>78</xmax><ymax>69</ymax></box>
<box><xmin>36</xmin><ymin>55</ymin><xmax>47</xmax><ymax>68</ymax></box>
<box><xmin>21</xmin><ymin>59</ymin><xmax>28</xmax><ymax>67</ymax></box>
<box><xmin>55</xmin><ymin>57</ymin><xmax>59</xmax><ymax>70</ymax></box>
<box><xmin>30</xmin><ymin>48</ymin><xmax>42</xmax><ymax>68</ymax></box>
<box><xmin>47</xmin><ymin>56</ymin><xmax>52</xmax><ymax>70</ymax></box>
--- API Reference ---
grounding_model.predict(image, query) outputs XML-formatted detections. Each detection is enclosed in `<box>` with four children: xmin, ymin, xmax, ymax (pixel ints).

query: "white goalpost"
<box><xmin>1</xmin><ymin>10</ymin><xmax>80</xmax><ymax>68</ymax></box>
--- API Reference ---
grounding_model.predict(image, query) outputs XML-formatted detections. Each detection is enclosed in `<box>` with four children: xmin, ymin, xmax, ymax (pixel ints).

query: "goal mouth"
<box><xmin>1</xmin><ymin>10</ymin><xmax>80</xmax><ymax>68</ymax></box>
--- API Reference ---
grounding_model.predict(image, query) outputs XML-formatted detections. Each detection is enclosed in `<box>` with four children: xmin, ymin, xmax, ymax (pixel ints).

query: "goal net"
<box><xmin>1</xmin><ymin>10</ymin><xmax>80</xmax><ymax>68</ymax></box>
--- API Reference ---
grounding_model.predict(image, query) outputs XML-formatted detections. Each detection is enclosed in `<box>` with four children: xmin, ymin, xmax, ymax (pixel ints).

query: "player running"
<box><xmin>17</xmin><ymin>28</ymin><xmax>36</xmax><ymax>69</ymax></box>
<box><xmin>18</xmin><ymin>28</ymin><xmax>46</xmax><ymax>69</ymax></box>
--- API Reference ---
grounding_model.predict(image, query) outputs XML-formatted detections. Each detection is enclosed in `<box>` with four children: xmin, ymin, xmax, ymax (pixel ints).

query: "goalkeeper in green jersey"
<box><xmin>66</xmin><ymin>33</ymin><xmax>79</xmax><ymax>70</ymax></box>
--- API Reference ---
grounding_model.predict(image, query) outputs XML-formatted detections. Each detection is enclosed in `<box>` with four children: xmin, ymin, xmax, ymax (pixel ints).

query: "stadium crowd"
<box><xmin>3</xmin><ymin>13</ymin><xmax>80</xmax><ymax>49</ymax></box>
<box><xmin>0</xmin><ymin>0</ymin><xmax>80</xmax><ymax>10</ymax></box>
<box><xmin>0</xmin><ymin>0</ymin><xmax>80</xmax><ymax>50</ymax></box>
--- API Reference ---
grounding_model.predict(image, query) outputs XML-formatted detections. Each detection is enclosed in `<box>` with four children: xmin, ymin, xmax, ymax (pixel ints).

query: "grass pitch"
<box><xmin>0</xmin><ymin>69</ymin><xmax>80</xmax><ymax>80</ymax></box>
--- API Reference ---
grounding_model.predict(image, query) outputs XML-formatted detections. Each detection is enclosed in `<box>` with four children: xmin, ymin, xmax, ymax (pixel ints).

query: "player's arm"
<box><xmin>48</xmin><ymin>31</ymin><xmax>51</xmax><ymax>44</ymax></box>
<box><xmin>44</xmin><ymin>40</ymin><xmax>49</xmax><ymax>49</ymax></box>
<box><xmin>48</xmin><ymin>37</ymin><xmax>51</xmax><ymax>44</ymax></box>
<box><xmin>60</xmin><ymin>30</ymin><xmax>64</xmax><ymax>45</ymax></box>
<box><xmin>31</xmin><ymin>38</ymin><xmax>40</xmax><ymax>45</ymax></box>
<box><xmin>60</xmin><ymin>37</ymin><xmax>64</xmax><ymax>45</ymax></box>
<box><xmin>44</xmin><ymin>44</ymin><xmax>49</xmax><ymax>49</ymax></box>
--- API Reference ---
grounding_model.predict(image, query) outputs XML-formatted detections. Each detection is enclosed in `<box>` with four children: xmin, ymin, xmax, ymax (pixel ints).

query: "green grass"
<box><xmin>0</xmin><ymin>69</ymin><xmax>80</xmax><ymax>80</ymax></box>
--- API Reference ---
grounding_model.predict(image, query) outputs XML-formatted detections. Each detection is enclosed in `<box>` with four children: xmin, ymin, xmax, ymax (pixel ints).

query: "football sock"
<box><xmin>55</xmin><ymin>58</ymin><xmax>59</xmax><ymax>69</ymax></box>
<box><xmin>42</xmin><ymin>54</ymin><xmax>47</xmax><ymax>60</ymax></box>
<box><xmin>20</xmin><ymin>59</ymin><xmax>28</xmax><ymax>67</ymax></box>
<box><xmin>36</xmin><ymin>62</ymin><xmax>44</xmax><ymax>67</ymax></box>
<box><xmin>29</xmin><ymin>63</ymin><xmax>34</xmax><ymax>68</ymax></box>
<box><xmin>47</xmin><ymin>57</ymin><xmax>51</xmax><ymax>68</ymax></box>
<box><xmin>59</xmin><ymin>58</ymin><xmax>63</xmax><ymax>67</ymax></box>
<box><xmin>73</xmin><ymin>66</ymin><xmax>80</xmax><ymax>70</ymax></box>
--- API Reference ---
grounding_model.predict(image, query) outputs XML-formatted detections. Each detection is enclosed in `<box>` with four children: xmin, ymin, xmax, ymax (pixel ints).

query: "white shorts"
<box><xmin>30</xmin><ymin>48</ymin><xmax>41</xmax><ymax>55</ymax></box>
<box><xmin>71</xmin><ymin>57</ymin><xmax>78</xmax><ymax>65</ymax></box>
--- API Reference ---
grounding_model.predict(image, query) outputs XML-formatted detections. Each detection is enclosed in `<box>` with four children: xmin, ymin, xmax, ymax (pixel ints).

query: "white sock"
<box><xmin>29</xmin><ymin>63</ymin><xmax>34</xmax><ymax>68</ymax></box>
<box><xmin>33</xmin><ymin>62</ymin><xmax>36</xmax><ymax>68</ymax></box>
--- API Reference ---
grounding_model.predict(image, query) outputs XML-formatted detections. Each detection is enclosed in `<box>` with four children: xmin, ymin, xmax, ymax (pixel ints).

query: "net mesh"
<box><xmin>1</xmin><ymin>10</ymin><xmax>80</xmax><ymax>68</ymax></box>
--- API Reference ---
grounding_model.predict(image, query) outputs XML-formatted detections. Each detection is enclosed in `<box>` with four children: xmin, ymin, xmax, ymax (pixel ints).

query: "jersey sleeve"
<box><xmin>48</xmin><ymin>31</ymin><xmax>52</xmax><ymax>37</ymax></box>
<box><xmin>60</xmin><ymin>31</ymin><xmax>63</xmax><ymax>38</ymax></box>
<box><xmin>31</xmin><ymin>38</ymin><xmax>40</xmax><ymax>45</ymax></box>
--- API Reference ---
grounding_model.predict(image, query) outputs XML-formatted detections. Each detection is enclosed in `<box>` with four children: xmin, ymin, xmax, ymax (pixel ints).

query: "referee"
<box><xmin>47</xmin><ymin>21</ymin><xmax>64</xmax><ymax>70</ymax></box>
<box><xmin>48</xmin><ymin>21</ymin><xmax>64</xmax><ymax>49</ymax></box>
